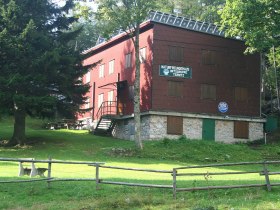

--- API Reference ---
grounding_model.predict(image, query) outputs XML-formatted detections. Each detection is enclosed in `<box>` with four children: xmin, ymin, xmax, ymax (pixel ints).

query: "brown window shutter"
<box><xmin>168</xmin><ymin>81</ymin><xmax>183</xmax><ymax>97</ymax></box>
<box><xmin>234</xmin><ymin>121</ymin><xmax>249</xmax><ymax>139</ymax></box>
<box><xmin>169</xmin><ymin>46</ymin><xmax>183</xmax><ymax>62</ymax></box>
<box><xmin>201</xmin><ymin>84</ymin><xmax>216</xmax><ymax>100</ymax></box>
<box><xmin>167</xmin><ymin>116</ymin><xmax>183</xmax><ymax>135</ymax></box>
<box><xmin>202</xmin><ymin>50</ymin><xmax>216</xmax><ymax>65</ymax></box>
<box><xmin>235</xmin><ymin>87</ymin><xmax>248</xmax><ymax>102</ymax></box>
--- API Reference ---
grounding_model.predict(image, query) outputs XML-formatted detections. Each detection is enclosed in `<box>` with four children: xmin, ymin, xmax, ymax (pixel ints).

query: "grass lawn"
<box><xmin>0</xmin><ymin>117</ymin><xmax>280</xmax><ymax>209</ymax></box>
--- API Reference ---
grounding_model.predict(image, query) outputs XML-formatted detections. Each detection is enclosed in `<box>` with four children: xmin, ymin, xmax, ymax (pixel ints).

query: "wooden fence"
<box><xmin>0</xmin><ymin>158</ymin><xmax>280</xmax><ymax>199</ymax></box>
<box><xmin>173</xmin><ymin>161</ymin><xmax>280</xmax><ymax>198</ymax></box>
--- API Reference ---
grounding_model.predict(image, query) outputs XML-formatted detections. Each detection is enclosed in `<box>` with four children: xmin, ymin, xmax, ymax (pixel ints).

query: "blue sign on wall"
<box><xmin>159</xmin><ymin>65</ymin><xmax>192</xmax><ymax>79</ymax></box>
<box><xmin>218</xmin><ymin>102</ymin><xmax>228</xmax><ymax>113</ymax></box>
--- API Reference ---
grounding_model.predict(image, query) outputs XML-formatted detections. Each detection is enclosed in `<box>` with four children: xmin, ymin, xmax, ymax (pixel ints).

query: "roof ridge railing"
<box><xmin>93</xmin><ymin>10</ymin><xmax>239</xmax><ymax>48</ymax></box>
<box><xmin>149</xmin><ymin>10</ymin><xmax>227</xmax><ymax>38</ymax></box>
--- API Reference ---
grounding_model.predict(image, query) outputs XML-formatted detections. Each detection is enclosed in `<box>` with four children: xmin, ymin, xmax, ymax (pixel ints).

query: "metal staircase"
<box><xmin>94</xmin><ymin>101</ymin><xmax>118</xmax><ymax>136</ymax></box>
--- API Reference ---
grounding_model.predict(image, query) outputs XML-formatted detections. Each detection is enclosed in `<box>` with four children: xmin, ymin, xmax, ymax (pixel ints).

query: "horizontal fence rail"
<box><xmin>0</xmin><ymin>158</ymin><xmax>104</xmax><ymax>165</ymax></box>
<box><xmin>174</xmin><ymin>161</ymin><xmax>280</xmax><ymax>170</ymax></box>
<box><xmin>1</xmin><ymin>158</ymin><xmax>280</xmax><ymax>199</ymax></box>
<box><xmin>88</xmin><ymin>164</ymin><xmax>173</xmax><ymax>189</ymax></box>
<box><xmin>98</xmin><ymin>165</ymin><xmax>173</xmax><ymax>173</ymax></box>
<box><xmin>172</xmin><ymin>160</ymin><xmax>280</xmax><ymax>198</ymax></box>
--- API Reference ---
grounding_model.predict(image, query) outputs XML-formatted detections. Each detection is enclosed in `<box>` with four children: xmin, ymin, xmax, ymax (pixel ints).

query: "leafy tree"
<box><xmin>69</xmin><ymin>21</ymin><xmax>99</xmax><ymax>52</ymax></box>
<box><xmin>0</xmin><ymin>0</ymin><xmax>94</xmax><ymax>146</ymax></box>
<box><xmin>96</xmin><ymin>0</ymin><xmax>158</xmax><ymax>149</ymax></box>
<box><xmin>219</xmin><ymin>0</ymin><xmax>280</xmax><ymax>54</ymax></box>
<box><xmin>220</xmin><ymin>0</ymin><xmax>280</xmax><ymax>109</ymax></box>
<box><xmin>156</xmin><ymin>0</ymin><xmax>225</xmax><ymax>23</ymax></box>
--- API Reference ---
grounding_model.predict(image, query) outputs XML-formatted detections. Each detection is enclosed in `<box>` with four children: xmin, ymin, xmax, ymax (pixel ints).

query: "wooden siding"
<box><xmin>152</xmin><ymin>23</ymin><xmax>260</xmax><ymax>117</ymax></box>
<box><xmin>79</xmin><ymin>26</ymin><xmax>154</xmax><ymax>120</ymax></box>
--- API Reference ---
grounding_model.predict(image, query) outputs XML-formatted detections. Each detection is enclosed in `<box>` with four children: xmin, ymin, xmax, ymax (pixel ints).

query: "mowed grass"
<box><xmin>1</xmin><ymin>117</ymin><xmax>280</xmax><ymax>209</ymax></box>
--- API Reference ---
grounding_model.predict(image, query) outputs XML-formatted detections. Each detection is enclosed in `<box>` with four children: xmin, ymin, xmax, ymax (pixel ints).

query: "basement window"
<box><xmin>167</xmin><ymin>116</ymin><xmax>183</xmax><ymax>135</ymax></box>
<box><xmin>234</xmin><ymin>121</ymin><xmax>249</xmax><ymax>139</ymax></box>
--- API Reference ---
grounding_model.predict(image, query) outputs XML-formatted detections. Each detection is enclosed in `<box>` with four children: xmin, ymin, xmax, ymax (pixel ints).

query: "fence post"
<box><xmin>172</xmin><ymin>168</ymin><xmax>177</xmax><ymax>199</ymax></box>
<box><xmin>263</xmin><ymin>162</ymin><xmax>271</xmax><ymax>191</ymax></box>
<box><xmin>96</xmin><ymin>164</ymin><xmax>100</xmax><ymax>190</ymax></box>
<box><xmin>47</xmin><ymin>156</ymin><xmax>52</xmax><ymax>188</ymax></box>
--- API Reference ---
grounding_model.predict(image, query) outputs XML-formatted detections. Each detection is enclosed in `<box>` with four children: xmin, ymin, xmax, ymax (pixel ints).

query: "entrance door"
<box><xmin>202</xmin><ymin>119</ymin><xmax>215</xmax><ymax>140</ymax></box>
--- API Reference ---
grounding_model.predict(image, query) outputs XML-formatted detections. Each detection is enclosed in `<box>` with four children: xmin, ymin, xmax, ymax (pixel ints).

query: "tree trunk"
<box><xmin>133</xmin><ymin>24</ymin><xmax>143</xmax><ymax>150</ymax></box>
<box><xmin>8</xmin><ymin>109</ymin><xmax>26</xmax><ymax>146</ymax></box>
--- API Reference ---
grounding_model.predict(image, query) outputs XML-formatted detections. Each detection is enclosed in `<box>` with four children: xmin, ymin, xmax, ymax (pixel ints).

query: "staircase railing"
<box><xmin>96</xmin><ymin>101</ymin><xmax>117</xmax><ymax>120</ymax></box>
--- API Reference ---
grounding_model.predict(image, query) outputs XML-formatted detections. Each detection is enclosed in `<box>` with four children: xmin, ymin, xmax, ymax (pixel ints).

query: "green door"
<box><xmin>202</xmin><ymin>119</ymin><xmax>215</xmax><ymax>140</ymax></box>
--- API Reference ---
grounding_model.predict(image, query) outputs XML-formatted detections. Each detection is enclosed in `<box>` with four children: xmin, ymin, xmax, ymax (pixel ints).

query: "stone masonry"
<box><xmin>112</xmin><ymin>114</ymin><xmax>264</xmax><ymax>143</ymax></box>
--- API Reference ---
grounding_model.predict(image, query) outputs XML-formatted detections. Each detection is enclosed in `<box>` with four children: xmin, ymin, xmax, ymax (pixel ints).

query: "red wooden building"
<box><xmin>78</xmin><ymin>11</ymin><xmax>264</xmax><ymax>143</ymax></box>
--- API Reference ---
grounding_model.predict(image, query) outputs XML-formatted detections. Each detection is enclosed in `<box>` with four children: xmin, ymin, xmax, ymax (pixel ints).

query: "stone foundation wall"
<box><xmin>112</xmin><ymin>114</ymin><xmax>264</xmax><ymax>143</ymax></box>
<box><xmin>184</xmin><ymin>118</ymin><xmax>202</xmax><ymax>140</ymax></box>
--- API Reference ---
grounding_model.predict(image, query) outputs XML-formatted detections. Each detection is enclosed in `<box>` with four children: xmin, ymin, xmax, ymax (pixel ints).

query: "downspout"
<box><xmin>260</xmin><ymin>53</ymin><xmax>263</xmax><ymax>117</ymax></box>
<box><xmin>272</xmin><ymin>46</ymin><xmax>280</xmax><ymax>111</ymax></box>
<box><xmin>92</xmin><ymin>82</ymin><xmax>95</xmax><ymax>122</ymax></box>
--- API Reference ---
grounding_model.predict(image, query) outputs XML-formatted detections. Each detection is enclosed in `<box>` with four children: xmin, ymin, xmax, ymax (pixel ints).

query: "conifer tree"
<box><xmin>0</xmin><ymin>0</ymin><xmax>94</xmax><ymax>146</ymax></box>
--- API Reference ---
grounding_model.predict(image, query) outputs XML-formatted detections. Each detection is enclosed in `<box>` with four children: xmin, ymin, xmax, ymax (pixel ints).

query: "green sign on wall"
<box><xmin>159</xmin><ymin>65</ymin><xmax>192</xmax><ymax>79</ymax></box>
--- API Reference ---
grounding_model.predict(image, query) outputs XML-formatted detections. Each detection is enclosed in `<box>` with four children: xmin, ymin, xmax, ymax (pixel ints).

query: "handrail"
<box><xmin>96</xmin><ymin>101</ymin><xmax>117</xmax><ymax>120</ymax></box>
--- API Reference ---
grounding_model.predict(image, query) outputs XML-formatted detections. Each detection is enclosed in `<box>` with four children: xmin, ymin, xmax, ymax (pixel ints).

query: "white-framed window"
<box><xmin>99</xmin><ymin>64</ymin><xmax>104</xmax><ymax>78</ymax></box>
<box><xmin>140</xmin><ymin>47</ymin><xmax>146</xmax><ymax>63</ymax></box>
<box><xmin>109</xmin><ymin>59</ymin><xmax>115</xmax><ymax>75</ymax></box>
<box><xmin>85</xmin><ymin>98</ymin><xmax>90</xmax><ymax>109</ymax></box>
<box><xmin>108</xmin><ymin>90</ymin><xmax>114</xmax><ymax>104</ymax></box>
<box><xmin>125</xmin><ymin>52</ymin><xmax>132</xmax><ymax>68</ymax></box>
<box><xmin>85</xmin><ymin>71</ymin><xmax>90</xmax><ymax>83</ymax></box>
<box><xmin>98</xmin><ymin>93</ymin><xmax>104</xmax><ymax>108</ymax></box>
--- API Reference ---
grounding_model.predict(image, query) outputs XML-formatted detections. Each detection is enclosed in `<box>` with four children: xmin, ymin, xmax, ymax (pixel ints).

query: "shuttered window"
<box><xmin>99</xmin><ymin>64</ymin><xmax>104</xmax><ymax>78</ymax></box>
<box><xmin>235</xmin><ymin>87</ymin><xmax>248</xmax><ymax>102</ymax></box>
<box><xmin>234</xmin><ymin>121</ymin><xmax>249</xmax><ymax>139</ymax></box>
<box><xmin>202</xmin><ymin>50</ymin><xmax>216</xmax><ymax>65</ymax></box>
<box><xmin>140</xmin><ymin>47</ymin><xmax>146</xmax><ymax>63</ymax></box>
<box><xmin>169</xmin><ymin>46</ymin><xmax>183</xmax><ymax>62</ymax></box>
<box><xmin>125</xmin><ymin>53</ymin><xmax>132</xmax><ymax>68</ymax></box>
<box><xmin>108</xmin><ymin>90</ymin><xmax>114</xmax><ymax>105</ymax></box>
<box><xmin>98</xmin><ymin>93</ymin><xmax>104</xmax><ymax>108</ymax></box>
<box><xmin>85</xmin><ymin>71</ymin><xmax>90</xmax><ymax>83</ymax></box>
<box><xmin>109</xmin><ymin>59</ymin><xmax>114</xmax><ymax>74</ymax></box>
<box><xmin>168</xmin><ymin>81</ymin><xmax>183</xmax><ymax>97</ymax></box>
<box><xmin>201</xmin><ymin>84</ymin><xmax>216</xmax><ymax>100</ymax></box>
<box><xmin>167</xmin><ymin>116</ymin><xmax>183</xmax><ymax>135</ymax></box>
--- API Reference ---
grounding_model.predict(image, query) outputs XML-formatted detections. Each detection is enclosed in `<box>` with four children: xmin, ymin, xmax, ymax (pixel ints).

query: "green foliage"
<box><xmin>1</xmin><ymin>118</ymin><xmax>280</xmax><ymax>209</ymax></box>
<box><xmin>0</xmin><ymin>0</ymin><xmax>92</xmax><ymax>118</ymax></box>
<box><xmin>0</xmin><ymin>0</ymin><xmax>97</xmax><ymax>144</ymax></box>
<box><xmin>156</xmin><ymin>0</ymin><xmax>225</xmax><ymax>22</ymax></box>
<box><xmin>96</xmin><ymin>0</ymin><xmax>157</xmax><ymax>38</ymax></box>
<box><xmin>220</xmin><ymin>0</ymin><xmax>280</xmax><ymax>103</ymax></box>
<box><xmin>219</xmin><ymin>0</ymin><xmax>280</xmax><ymax>54</ymax></box>
<box><xmin>69</xmin><ymin>21</ymin><xmax>99</xmax><ymax>51</ymax></box>
<box><xmin>96</xmin><ymin>0</ymin><xmax>159</xmax><ymax>149</ymax></box>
